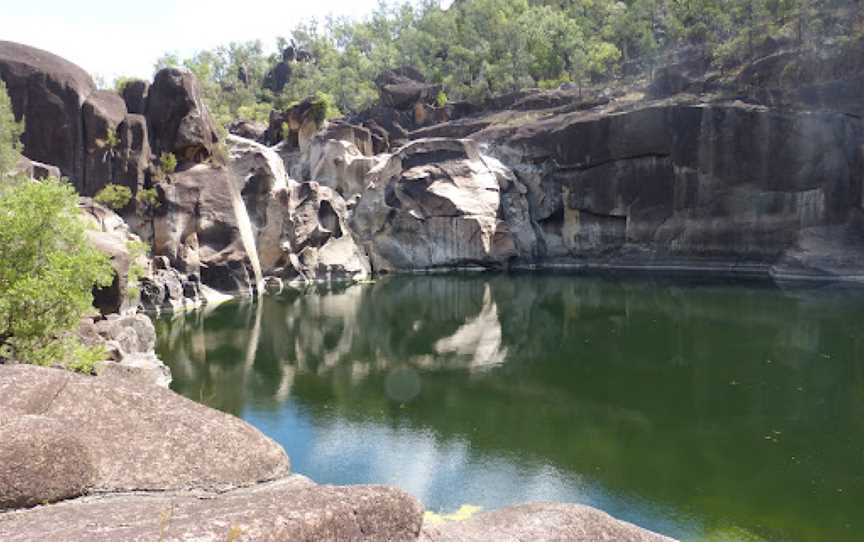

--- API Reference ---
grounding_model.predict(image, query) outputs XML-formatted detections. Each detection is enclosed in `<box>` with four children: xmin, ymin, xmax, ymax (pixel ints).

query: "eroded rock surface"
<box><xmin>0</xmin><ymin>364</ymin><xmax>290</xmax><ymax>498</ymax></box>
<box><xmin>421</xmin><ymin>503</ymin><xmax>674</xmax><ymax>542</ymax></box>
<box><xmin>351</xmin><ymin>138</ymin><xmax>520</xmax><ymax>271</ymax></box>
<box><xmin>0</xmin><ymin>477</ymin><xmax>424</xmax><ymax>542</ymax></box>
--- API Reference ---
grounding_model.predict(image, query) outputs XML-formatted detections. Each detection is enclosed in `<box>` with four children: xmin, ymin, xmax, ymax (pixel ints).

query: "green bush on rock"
<box><xmin>0</xmin><ymin>178</ymin><xmax>114</xmax><ymax>371</ymax></box>
<box><xmin>94</xmin><ymin>183</ymin><xmax>132</xmax><ymax>211</ymax></box>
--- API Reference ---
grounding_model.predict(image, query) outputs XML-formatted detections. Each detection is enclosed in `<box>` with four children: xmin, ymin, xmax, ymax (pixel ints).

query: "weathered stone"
<box><xmin>0</xmin><ymin>365</ymin><xmax>290</xmax><ymax>493</ymax></box>
<box><xmin>308</xmin><ymin>138</ymin><xmax>380</xmax><ymax>198</ymax></box>
<box><xmin>351</xmin><ymin>138</ymin><xmax>518</xmax><ymax>271</ymax></box>
<box><xmin>146</xmin><ymin>68</ymin><xmax>220</xmax><ymax>164</ymax></box>
<box><xmin>82</xmin><ymin>90</ymin><xmax>128</xmax><ymax>196</ymax></box>
<box><xmin>120</xmin><ymin>79</ymin><xmax>149</xmax><ymax>115</ymax></box>
<box><xmin>0</xmin><ymin>415</ymin><xmax>96</xmax><ymax>510</ymax></box>
<box><xmin>377</xmin><ymin>67</ymin><xmax>441</xmax><ymax>110</ymax></box>
<box><xmin>228</xmin><ymin>119</ymin><xmax>267</xmax><ymax>141</ymax></box>
<box><xmin>15</xmin><ymin>156</ymin><xmax>61</xmax><ymax>180</ymax></box>
<box><xmin>153</xmin><ymin>165</ymin><xmax>263</xmax><ymax>294</ymax></box>
<box><xmin>420</xmin><ymin>503</ymin><xmax>674</xmax><ymax>542</ymax></box>
<box><xmin>0</xmin><ymin>41</ymin><xmax>95</xmax><ymax>186</ymax></box>
<box><xmin>79</xmin><ymin>199</ymin><xmax>144</xmax><ymax>315</ymax></box>
<box><xmin>227</xmin><ymin>135</ymin><xmax>371</xmax><ymax>283</ymax></box>
<box><xmin>0</xmin><ymin>478</ymin><xmax>423</xmax><ymax>542</ymax></box>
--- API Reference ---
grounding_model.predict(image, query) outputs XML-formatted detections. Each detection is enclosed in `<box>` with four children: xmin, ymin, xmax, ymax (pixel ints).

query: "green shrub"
<box><xmin>159</xmin><ymin>152</ymin><xmax>178</xmax><ymax>174</ymax></box>
<box><xmin>126</xmin><ymin>240</ymin><xmax>148</xmax><ymax>301</ymax></box>
<box><xmin>0</xmin><ymin>178</ymin><xmax>114</xmax><ymax>370</ymax></box>
<box><xmin>94</xmin><ymin>183</ymin><xmax>132</xmax><ymax>211</ymax></box>
<box><xmin>0</xmin><ymin>79</ymin><xmax>23</xmax><ymax>180</ymax></box>
<box><xmin>136</xmin><ymin>187</ymin><xmax>161</xmax><ymax>209</ymax></box>
<box><xmin>435</xmin><ymin>90</ymin><xmax>448</xmax><ymax>108</ymax></box>
<box><xmin>309</xmin><ymin>92</ymin><xmax>341</xmax><ymax>125</ymax></box>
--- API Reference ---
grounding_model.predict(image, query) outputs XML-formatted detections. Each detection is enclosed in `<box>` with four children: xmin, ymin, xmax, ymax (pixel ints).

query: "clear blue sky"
<box><xmin>3</xmin><ymin>1</ymin><xmax>450</xmax><ymax>82</ymax></box>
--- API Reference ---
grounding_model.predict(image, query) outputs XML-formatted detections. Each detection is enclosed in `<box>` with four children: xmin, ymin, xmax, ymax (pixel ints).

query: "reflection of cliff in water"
<box><xmin>156</xmin><ymin>275</ymin><xmax>864</xmax><ymax>541</ymax></box>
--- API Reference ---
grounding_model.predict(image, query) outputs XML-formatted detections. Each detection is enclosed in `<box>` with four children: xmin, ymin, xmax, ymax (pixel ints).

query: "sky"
<box><xmin>2</xmin><ymin>1</ymin><xmax>450</xmax><ymax>83</ymax></box>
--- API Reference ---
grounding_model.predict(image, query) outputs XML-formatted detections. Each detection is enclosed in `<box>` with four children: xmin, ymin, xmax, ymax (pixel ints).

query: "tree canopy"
<box><xmin>151</xmin><ymin>0</ymin><xmax>860</xmax><ymax>121</ymax></box>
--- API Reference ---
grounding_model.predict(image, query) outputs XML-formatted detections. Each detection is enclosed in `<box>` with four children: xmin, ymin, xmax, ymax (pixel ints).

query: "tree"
<box><xmin>0</xmin><ymin>79</ymin><xmax>23</xmax><ymax>179</ymax></box>
<box><xmin>94</xmin><ymin>183</ymin><xmax>132</xmax><ymax>211</ymax></box>
<box><xmin>0</xmin><ymin>178</ymin><xmax>114</xmax><ymax>371</ymax></box>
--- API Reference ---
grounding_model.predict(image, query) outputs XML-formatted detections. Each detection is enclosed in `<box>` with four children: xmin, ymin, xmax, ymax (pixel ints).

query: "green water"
<box><xmin>155</xmin><ymin>274</ymin><xmax>864</xmax><ymax>542</ymax></box>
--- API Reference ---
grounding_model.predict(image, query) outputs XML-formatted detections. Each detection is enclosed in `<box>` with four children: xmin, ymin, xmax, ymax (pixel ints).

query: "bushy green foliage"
<box><xmin>435</xmin><ymin>90</ymin><xmax>448</xmax><ymax>108</ymax></box>
<box><xmin>94</xmin><ymin>183</ymin><xmax>132</xmax><ymax>211</ymax></box>
<box><xmin>157</xmin><ymin>0</ymin><xmax>860</xmax><ymax>118</ymax></box>
<box><xmin>136</xmin><ymin>187</ymin><xmax>160</xmax><ymax>209</ymax></box>
<box><xmin>125</xmin><ymin>239</ymin><xmax>148</xmax><ymax>302</ymax></box>
<box><xmin>0</xmin><ymin>79</ymin><xmax>23</xmax><ymax>179</ymax></box>
<box><xmin>0</xmin><ymin>178</ymin><xmax>114</xmax><ymax>371</ymax></box>
<box><xmin>159</xmin><ymin>152</ymin><xmax>177</xmax><ymax>174</ymax></box>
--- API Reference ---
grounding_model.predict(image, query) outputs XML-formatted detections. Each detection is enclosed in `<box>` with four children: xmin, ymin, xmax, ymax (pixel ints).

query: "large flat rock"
<box><xmin>0</xmin><ymin>365</ymin><xmax>289</xmax><ymax>506</ymax></box>
<box><xmin>420</xmin><ymin>503</ymin><xmax>675</xmax><ymax>542</ymax></box>
<box><xmin>0</xmin><ymin>477</ymin><xmax>424</xmax><ymax>542</ymax></box>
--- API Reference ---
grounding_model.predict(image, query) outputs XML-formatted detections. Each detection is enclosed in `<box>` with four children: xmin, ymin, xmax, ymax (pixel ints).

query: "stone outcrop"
<box><xmin>79</xmin><ymin>199</ymin><xmax>145</xmax><ymax>315</ymax></box>
<box><xmin>0</xmin><ymin>365</ymin><xmax>426</xmax><ymax>542</ymax></box>
<box><xmin>421</xmin><ymin>503</ymin><xmax>674</xmax><ymax>542</ymax></box>
<box><xmin>264</xmin><ymin>95</ymin><xmax>325</xmax><ymax>150</ymax></box>
<box><xmin>487</xmin><ymin>101</ymin><xmax>864</xmax><ymax>278</ymax></box>
<box><xmin>0</xmin><ymin>477</ymin><xmax>424</xmax><ymax>542</ymax></box>
<box><xmin>146</xmin><ymin>68</ymin><xmax>220</xmax><ymax>164</ymax></box>
<box><xmin>78</xmin><ymin>313</ymin><xmax>172</xmax><ymax>388</ymax></box>
<box><xmin>120</xmin><ymin>79</ymin><xmax>148</xmax><ymax>115</ymax></box>
<box><xmin>227</xmin><ymin>135</ymin><xmax>371</xmax><ymax>284</ymax></box>
<box><xmin>153</xmin><ymin>164</ymin><xmax>263</xmax><ymax>294</ymax></box>
<box><xmin>351</xmin><ymin>138</ymin><xmax>520</xmax><ymax>272</ymax></box>
<box><xmin>0</xmin><ymin>41</ymin><xmax>95</xmax><ymax>186</ymax></box>
<box><xmin>81</xmin><ymin>90</ymin><xmax>128</xmax><ymax>195</ymax></box>
<box><xmin>0</xmin><ymin>364</ymin><xmax>290</xmax><ymax>503</ymax></box>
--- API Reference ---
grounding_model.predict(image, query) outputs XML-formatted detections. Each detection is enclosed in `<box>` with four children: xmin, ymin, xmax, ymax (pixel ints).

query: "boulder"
<box><xmin>0</xmin><ymin>477</ymin><xmax>423</xmax><ymax>542</ymax></box>
<box><xmin>228</xmin><ymin>119</ymin><xmax>267</xmax><ymax>141</ymax></box>
<box><xmin>114</xmin><ymin>113</ymin><xmax>152</xmax><ymax>197</ymax></box>
<box><xmin>79</xmin><ymin>199</ymin><xmax>145</xmax><ymax>315</ymax></box>
<box><xmin>15</xmin><ymin>156</ymin><xmax>61</xmax><ymax>180</ymax></box>
<box><xmin>376</xmin><ymin>67</ymin><xmax>441</xmax><ymax>110</ymax></box>
<box><xmin>351</xmin><ymin>138</ymin><xmax>519</xmax><ymax>271</ymax></box>
<box><xmin>287</xmin><ymin>182</ymin><xmax>372</xmax><ymax>282</ymax></box>
<box><xmin>120</xmin><ymin>79</ymin><xmax>149</xmax><ymax>115</ymax></box>
<box><xmin>0</xmin><ymin>41</ymin><xmax>95</xmax><ymax>187</ymax></box>
<box><xmin>77</xmin><ymin>313</ymin><xmax>172</xmax><ymax>388</ymax></box>
<box><xmin>227</xmin><ymin>135</ymin><xmax>371</xmax><ymax>283</ymax></box>
<box><xmin>264</xmin><ymin>96</ymin><xmax>326</xmax><ymax>150</ymax></box>
<box><xmin>153</xmin><ymin>165</ymin><xmax>263</xmax><ymax>294</ymax></box>
<box><xmin>146</xmin><ymin>68</ymin><xmax>220</xmax><ymax>164</ymax></box>
<box><xmin>81</xmin><ymin>90</ymin><xmax>128</xmax><ymax>196</ymax></box>
<box><xmin>0</xmin><ymin>364</ymin><xmax>290</xmax><ymax>494</ymax></box>
<box><xmin>420</xmin><ymin>503</ymin><xmax>674</xmax><ymax>542</ymax></box>
<box><xmin>308</xmin><ymin>138</ymin><xmax>380</xmax><ymax>198</ymax></box>
<box><xmin>0</xmin><ymin>415</ymin><xmax>96</xmax><ymax>510</ymax></box>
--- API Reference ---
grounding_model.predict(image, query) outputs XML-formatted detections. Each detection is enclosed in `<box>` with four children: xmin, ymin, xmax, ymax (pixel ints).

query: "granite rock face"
<box><xmin>146</xmin><ymin>68</ymin><xmax>220</xmax><ymax>164</ymax></box>
<box><xmin>227</xmin><ymin>135</ymin><xmax>371</xmax><ymax>284</ymax></box>
<box><xmin>153</xmin><ymin>164</ymin><xmax>263</xmax><ymax>294</ymax></box>
<box><xmin>0</xmin><ymin>477</ymin><xmax>424</xmax><ymax>542</ymax></box>
<box><xmin>351</xmin><ymin>138</ymin><xmax>520</xmax><ymax>272</ymax></box>
<box><xmin>0</xmin><ymin>41</ymin><xmax>95</xmax><ymax>185</ymax></box>
<box><xmin>420</xmin><ymin>503</ymin><xmax>674</xmax><ymax>542</ymax></box>
<box><xmin>0</xmin><ymin>364</ymin><xmax>290</xmax><ymax>497</ymax></box>
<box><xmin>487</xmin><ymin>102</ymin><xmax>864</xmax><ymax>277</ymax></box>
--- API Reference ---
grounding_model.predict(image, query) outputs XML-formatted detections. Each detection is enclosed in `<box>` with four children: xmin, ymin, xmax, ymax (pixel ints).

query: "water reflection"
<box><xmin>156</xmin><ymin>275</ymin><xmax>864</xmax><ymax>542</ymax></box>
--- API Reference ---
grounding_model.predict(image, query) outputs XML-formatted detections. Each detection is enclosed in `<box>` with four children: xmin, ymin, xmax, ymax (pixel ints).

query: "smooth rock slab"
<box><xmin>420</xmin><ymin>503</ymin><xmax>675</xmax><ymax>542</ymax></box>
<box><xmin>0</xmin><ymin>365</ymin><xmax>289</xmax><ymax>498</ymax></box>
<box><xmin>0</xmin><ymin>415</ymin><xmax>95</xmax><ymax>510</ymax></box>
<box><xmin>0</xmin><ymin>477</ymin><xmax>424</xmax><ymax>542</ymax></box>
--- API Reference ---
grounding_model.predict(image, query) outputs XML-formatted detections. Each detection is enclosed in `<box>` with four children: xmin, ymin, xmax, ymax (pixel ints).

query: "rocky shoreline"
<box><xmin>0</xmin><ymin>363</ymin><xmax>672</xmax><ymax>541</ymax></box>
